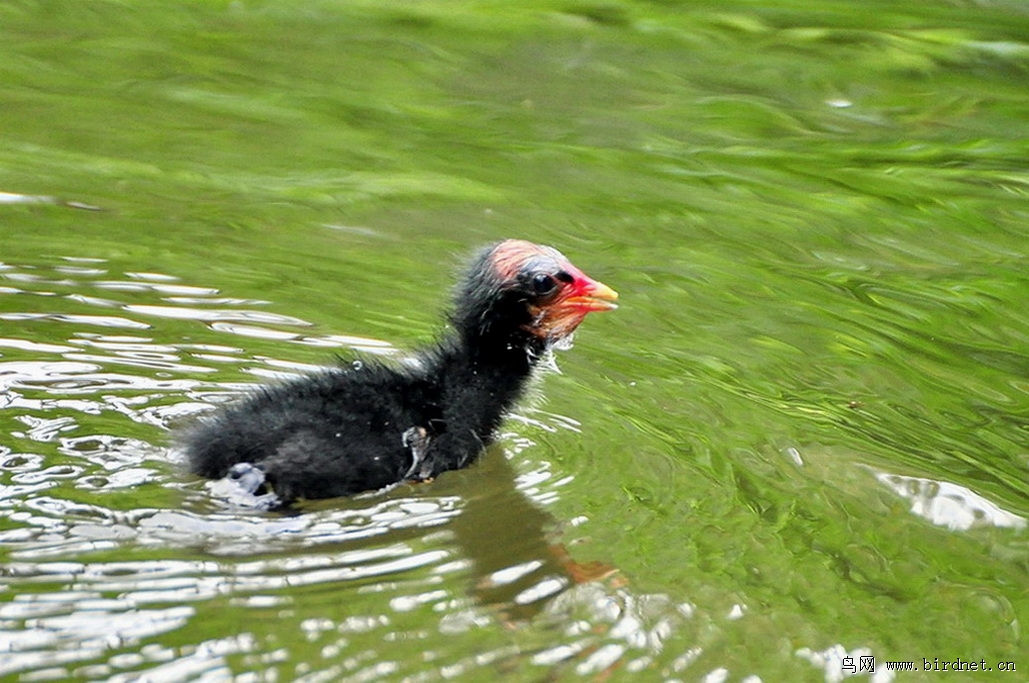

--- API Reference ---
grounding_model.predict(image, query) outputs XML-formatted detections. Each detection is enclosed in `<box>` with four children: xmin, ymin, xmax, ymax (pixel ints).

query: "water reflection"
<box><xmin>873</xmin><ymin>469</ymin><xmax>1027</xmax><ymax>532</ymax></box>
<box><xmin>1</xmin><ymin>257</ymin><xmax>695</xmax><ymax>681</ymax></box>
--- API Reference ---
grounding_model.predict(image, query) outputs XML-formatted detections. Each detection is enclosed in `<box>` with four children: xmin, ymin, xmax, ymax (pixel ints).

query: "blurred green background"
<box><xmin>1</xmin><ymin>1</ymin><xmax>1026</xmax><ymax>680</ymax></box>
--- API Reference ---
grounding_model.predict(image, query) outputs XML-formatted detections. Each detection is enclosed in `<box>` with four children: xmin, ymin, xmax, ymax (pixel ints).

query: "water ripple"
<box><xmin>0</xmin><ymin>256</ymin><xmax>779</xmax><ymax>681</ymax></box>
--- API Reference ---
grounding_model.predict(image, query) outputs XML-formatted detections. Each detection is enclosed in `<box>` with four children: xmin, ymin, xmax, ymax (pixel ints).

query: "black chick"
<box><xmin>180</xmin><ymin>239</ymin><xmax>617</xmax><ymax>504</ymax></box>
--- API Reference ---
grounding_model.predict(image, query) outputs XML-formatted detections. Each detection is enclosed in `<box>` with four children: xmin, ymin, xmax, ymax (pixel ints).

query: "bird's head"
<box><xmin>455</xmin><ymin>239</ymin><xmax>618</xmax><ymax>345</ymax></box>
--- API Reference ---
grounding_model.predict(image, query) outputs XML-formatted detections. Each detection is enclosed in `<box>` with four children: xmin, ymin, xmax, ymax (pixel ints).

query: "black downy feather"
<box><xmin>179</xmin><ymin>241</ymin><xmax>613</xmax><ymax>504</ymax></box>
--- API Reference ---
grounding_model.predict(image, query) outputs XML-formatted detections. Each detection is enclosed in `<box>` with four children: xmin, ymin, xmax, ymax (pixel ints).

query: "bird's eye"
<box><xmin>530</xmin><ymin>273</ymin><xmax>559</xmax><ymax>297</ymax></box>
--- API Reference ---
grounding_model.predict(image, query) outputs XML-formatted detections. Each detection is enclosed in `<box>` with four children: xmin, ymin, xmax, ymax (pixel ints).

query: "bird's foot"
<box><xmin>228</xmin><ymin>462</ymin><xmax>269</xmax><ymax>495</ymax></box>
<box><xmin>215</xmin><ymin>462</ymin><xmax>286</xmax><ymax>511</ymax></box>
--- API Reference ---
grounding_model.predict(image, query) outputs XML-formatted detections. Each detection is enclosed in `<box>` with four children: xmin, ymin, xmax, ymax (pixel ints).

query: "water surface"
<box><xmin>1</xmin><ymin>1</ymin><xmax>1027</xmax><ymax>681</ymax></box>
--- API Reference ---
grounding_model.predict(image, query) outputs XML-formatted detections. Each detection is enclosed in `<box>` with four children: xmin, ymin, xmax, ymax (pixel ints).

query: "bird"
<box><xmin>179</xmin><ymin>239</ymin><xmax>617</xmax><ymax>505</ymax></box>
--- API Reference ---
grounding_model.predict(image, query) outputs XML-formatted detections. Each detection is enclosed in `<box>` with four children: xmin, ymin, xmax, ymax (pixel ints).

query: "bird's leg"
<box><xmin>402</xmin><ymin>426</ymin><xmax>434</xmax><ymax>481</ymax></box>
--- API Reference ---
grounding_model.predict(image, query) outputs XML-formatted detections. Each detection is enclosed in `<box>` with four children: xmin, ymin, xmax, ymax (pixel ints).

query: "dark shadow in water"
<box><xmin>282</xmin><ymin>441</ymin><xmax>619</xmax><ymax>623</ymax></box>
<box><xmin>437</xmin><ymin>444</ymin><xmax>618</xmax><ymax>623</ymax></box>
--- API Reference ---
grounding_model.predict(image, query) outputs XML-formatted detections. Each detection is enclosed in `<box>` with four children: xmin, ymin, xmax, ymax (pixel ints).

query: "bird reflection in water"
<box><xmin>437</xmin><ymin>443</ymin><xmax>620</xmax><ymax>625</ymax></box>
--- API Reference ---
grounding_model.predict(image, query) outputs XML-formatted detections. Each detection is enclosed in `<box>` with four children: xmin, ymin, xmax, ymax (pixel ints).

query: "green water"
<box><xmin>1</xmin><ymin>1</ymin><xmax>1027</xmax><ymax>681</ymax></box>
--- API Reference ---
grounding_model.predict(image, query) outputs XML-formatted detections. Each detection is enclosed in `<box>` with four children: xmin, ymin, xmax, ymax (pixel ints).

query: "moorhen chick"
<box><xmin>180</xmin><ymin>239</ymin><xmax>617</xmax><ymax>504</ymax></box>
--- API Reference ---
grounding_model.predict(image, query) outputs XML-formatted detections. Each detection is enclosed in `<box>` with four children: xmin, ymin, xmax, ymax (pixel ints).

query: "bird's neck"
<box><xmin>430</xmin><ymin>324</ymin><xmax>548</xmax><ymax>418</ymax></box>
<box><xmin>455</xmin><ymin>324</ymin><xmax>546</xmax><ymax>385</ymax></box>
<box><xmin>408</xmin><ymin>326</ymin><xmax>545</xmax><ymax>475</ymax></box>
